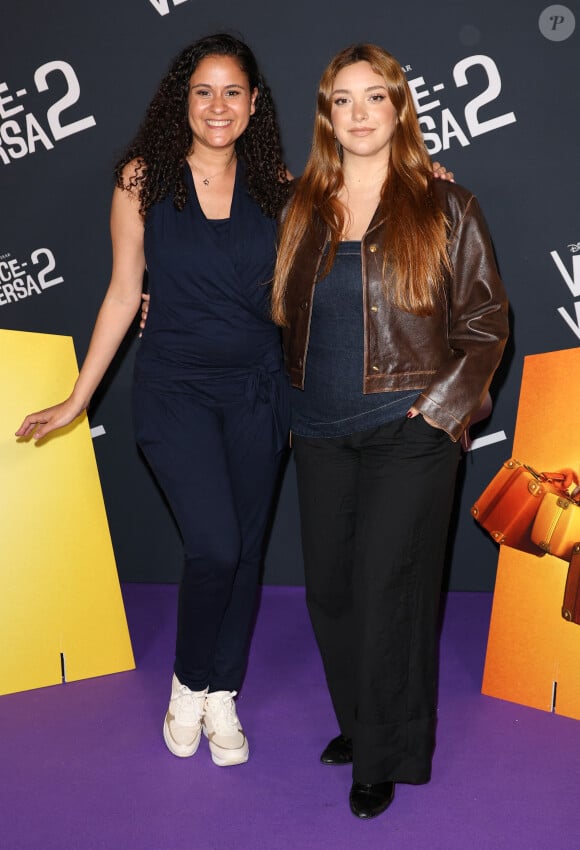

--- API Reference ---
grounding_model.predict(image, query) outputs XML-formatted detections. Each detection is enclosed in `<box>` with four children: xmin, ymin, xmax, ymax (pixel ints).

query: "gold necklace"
<box><xmin>189</xmin><ymin>153</ymin><xmax>236</xmax><ymax>186</ymax></box>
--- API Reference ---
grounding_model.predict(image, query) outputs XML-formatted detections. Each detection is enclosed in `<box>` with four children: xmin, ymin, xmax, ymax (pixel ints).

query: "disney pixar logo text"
<box><xmin>148</xmin><ymin>0</ymin><xmax>192</xmax><ymax>14</ymax></box>
<box><xmin>0</xmin><ymin>249</ymin><xmax>63</xmax><ymax>307</ymax></box>
<box><xmin>552</xmin><ymin>243</ymin><xmax>580</xmax><ymax>339</ymax></box>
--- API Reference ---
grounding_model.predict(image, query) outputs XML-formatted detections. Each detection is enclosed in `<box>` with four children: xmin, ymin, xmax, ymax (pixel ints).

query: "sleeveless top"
<box><xmin>135</xmin><ymin>160</ymin><xmax>283</xmax><ymax>382</ymax></box>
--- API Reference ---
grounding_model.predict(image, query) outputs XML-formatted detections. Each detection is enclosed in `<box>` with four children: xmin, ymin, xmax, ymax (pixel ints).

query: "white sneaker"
<box><xmin>203</xmin><ymin>690</ymin><xmax>249</xmax><ymax>766</ymax></box>
<box><xmin>163</xmin><ymin>674</ymin><xmax>207</xmax><ymax>758</ymax></box>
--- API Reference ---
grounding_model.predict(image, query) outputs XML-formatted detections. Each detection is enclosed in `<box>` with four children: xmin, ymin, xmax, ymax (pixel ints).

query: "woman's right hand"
<box><xmin>15</xmin><ymin>397</ymin><xmax>86</xmax><ymax>441</ymax></box>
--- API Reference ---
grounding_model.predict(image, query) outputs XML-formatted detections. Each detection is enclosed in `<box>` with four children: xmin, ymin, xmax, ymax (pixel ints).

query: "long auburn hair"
<box><xmin>115</xmin><ymin>33</ymin><xmax>290</xmax><ymax>218</ymax></box>
<box><xmin>272</xmin><ymin>43</ymin><xmax>450</xmax><ymax>325</ymax></box>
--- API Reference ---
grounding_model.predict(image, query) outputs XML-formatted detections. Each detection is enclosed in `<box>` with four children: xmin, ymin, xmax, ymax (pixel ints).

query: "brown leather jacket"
<box><xmin>281</xmin><ymin>180</ymin><xmax>509</xmax><ymax>442</ymax></box>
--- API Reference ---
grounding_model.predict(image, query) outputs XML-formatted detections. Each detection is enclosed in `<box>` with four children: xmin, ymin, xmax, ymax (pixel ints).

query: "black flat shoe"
<box><xmin>320</xmin><ymin>734</ymin><xmax>353</xmax><ymax>765</ymax></box>
<box><xmin>349</xmin><ymin>780</ymin><xmax>395</xmax><ymax>819</ymax></box>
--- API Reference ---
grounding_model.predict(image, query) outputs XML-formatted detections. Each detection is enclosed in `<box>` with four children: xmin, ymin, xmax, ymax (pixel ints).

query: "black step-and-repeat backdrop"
<box><xmin>2</xmin><ymin>1</ymin><xmax>578</xmax><ymax>589</ymax></box>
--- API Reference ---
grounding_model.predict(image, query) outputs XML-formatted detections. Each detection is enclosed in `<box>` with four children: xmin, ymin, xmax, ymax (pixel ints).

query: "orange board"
<box><xmin>482</xmin><ymin>348</ymin><xmax>580</xmax><ymax>718</ymax></box>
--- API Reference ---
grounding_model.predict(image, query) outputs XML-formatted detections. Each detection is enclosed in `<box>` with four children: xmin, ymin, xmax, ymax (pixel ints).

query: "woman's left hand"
<box><xmin>432</xmin><ymin>161</ymin><xmax>454</xmax><ymax>182</ymax></box>
<box><xmin>406</xmin><ymin>407</ymin><xmax>444</xmax><ymax>430</ymax></box>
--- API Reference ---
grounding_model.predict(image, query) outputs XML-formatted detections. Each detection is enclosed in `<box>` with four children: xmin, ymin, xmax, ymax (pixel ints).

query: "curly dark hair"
<box><xmin>114</xmin><ymin>33</ymin><xmax>290</xmax><ymax>218</ymax></box>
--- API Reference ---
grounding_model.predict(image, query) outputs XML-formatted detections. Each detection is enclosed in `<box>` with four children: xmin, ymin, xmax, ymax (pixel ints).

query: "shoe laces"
<box><xmin>206</xmin><ymin>690</ymin><xmax>239</xmax><ymax>733</ymax></box>
<box><xmin>174</xmin><ymin>683</ymin><xmax>205</xmax><ymax>724</ymax></box>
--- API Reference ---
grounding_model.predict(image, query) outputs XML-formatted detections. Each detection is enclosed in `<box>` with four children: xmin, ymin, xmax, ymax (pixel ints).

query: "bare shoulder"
<box><xmin>112</xmin><ymin>158</ymin><xmax>145</xmax><ymax>215</ymax></box>
<box><xmin>111</xmin><ymin>165</ymin><xmax>146</xmax><ymax>235</ymax></box>
<box><xmin>119</xmin><ymin>156</ymin><xmax>146</xmax><ymax>185</ymax></box>
<box><xmin>113</xmin><ymin>157</ymin><xmax>146</xmax><ymax>209</ymax></box>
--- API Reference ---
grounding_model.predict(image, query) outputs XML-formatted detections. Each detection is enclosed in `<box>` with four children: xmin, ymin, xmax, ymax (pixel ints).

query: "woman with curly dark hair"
<box><xmin>16</xmin><ymin>33</ymin><xmax>291</xmax><ymax>768</ymax></box>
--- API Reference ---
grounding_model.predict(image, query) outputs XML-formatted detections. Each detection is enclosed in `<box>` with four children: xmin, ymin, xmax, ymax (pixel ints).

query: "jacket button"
<box><xmin>368</xmin><ymin>244</ymin><xmax>378</xmax><ymax>253</ymax></box>
<box><xmin>300</xmin><ymin>300</ymin><xmax>309</xmax><ymax>310</ymax></box>
<box><xmin>372</xmin><ymin>365</ymin><xmax>379</xmax><ymax>372</ymax></box>
<box><xmin>370</xmin><ymin>305</ymin><xmax>378</xmax><ymax>312</ymax></box>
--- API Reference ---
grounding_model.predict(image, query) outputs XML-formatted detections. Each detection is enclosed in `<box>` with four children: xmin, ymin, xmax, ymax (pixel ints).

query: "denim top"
<box><xmin>290</xmin><ymin>241</ymin><xmax>420</xmax><ymax>438</ymax></box>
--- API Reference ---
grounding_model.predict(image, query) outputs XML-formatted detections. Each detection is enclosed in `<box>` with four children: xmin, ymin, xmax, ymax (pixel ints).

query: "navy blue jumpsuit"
<box><xmin>132</xmin><ymin>162</ymin><xmax>289</xmax><ymax>693</ymax></box>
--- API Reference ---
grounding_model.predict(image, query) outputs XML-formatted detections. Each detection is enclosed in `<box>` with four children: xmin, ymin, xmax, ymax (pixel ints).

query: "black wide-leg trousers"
<box><xmin>293</xmin><ymin>415</ymin><xmax>461</xmax><ymax>785</ymax></box>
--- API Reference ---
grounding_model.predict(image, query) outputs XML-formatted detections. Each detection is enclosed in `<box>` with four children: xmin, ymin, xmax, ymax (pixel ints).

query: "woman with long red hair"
<box><xmin>273</xmin><ymin>44</ymin><xmax>508</xmax><ymax>819</ymax></box>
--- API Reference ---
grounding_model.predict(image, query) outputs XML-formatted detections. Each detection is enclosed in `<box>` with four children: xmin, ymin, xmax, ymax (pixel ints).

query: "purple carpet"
<box><xmin>1</xmin><ymin>586</ymin><xmax>578</xmax><ymax>849</ymax></box>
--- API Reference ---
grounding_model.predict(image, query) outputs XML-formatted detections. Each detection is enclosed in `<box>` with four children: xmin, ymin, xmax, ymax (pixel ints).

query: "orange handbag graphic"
<box><xmin>531</xmin><ymin>491</ymin><xmax>580</xmax><ymax>560</ymax></box>
<box><xmin>470</xmin><ymin>459</ymin><xmax>575</xmax><ymax>555</ymax></box>
<box><xmin>472</xmin><ymin>459</ymin><xmax>580</xmax><ymax>624</ymax></box>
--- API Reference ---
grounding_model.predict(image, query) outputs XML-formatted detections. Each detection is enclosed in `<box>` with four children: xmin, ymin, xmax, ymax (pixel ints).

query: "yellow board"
<box><xmin>0</xmin><ymin>329</ymin><xmax>134</xmax><ymax>696</ymax></box>
<box><xmin>482</xmin><ymin>347</ymin><xmax>580</xmax><ymax>719</ymax></box>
